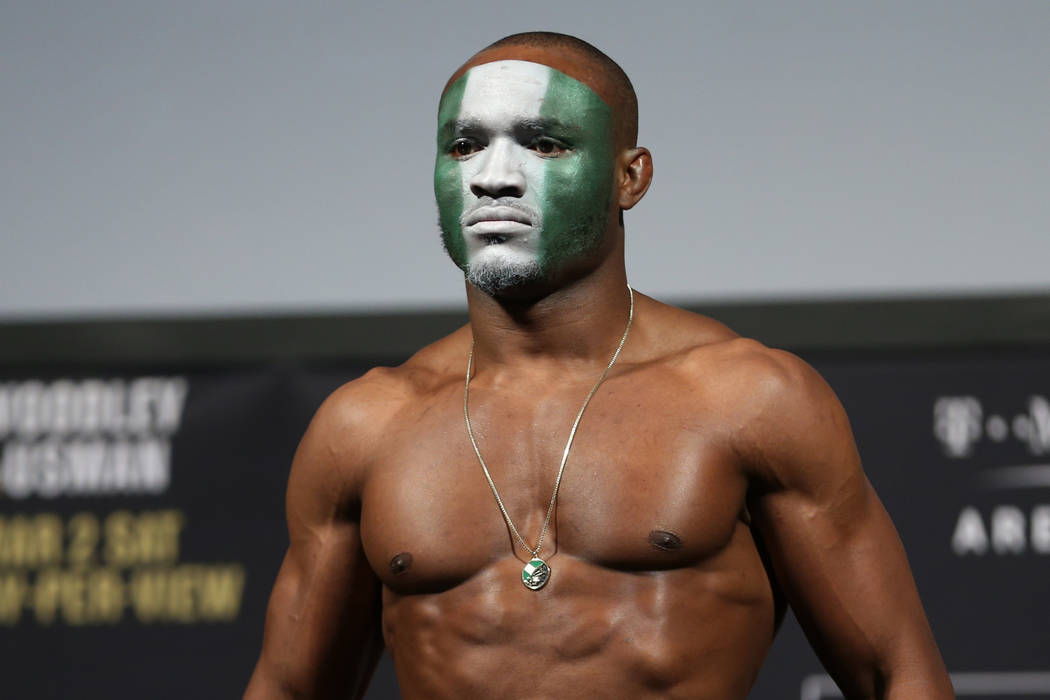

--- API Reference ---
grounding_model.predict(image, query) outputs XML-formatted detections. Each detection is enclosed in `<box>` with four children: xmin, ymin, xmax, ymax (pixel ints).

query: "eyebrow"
<box><xmin>516</xmin><ymin>117</ymin><xmax>580</xmax><ymax>136</ymax></box>
<box><xmin>440</xmin><ymin>117</ymin><xmax>483</xmax><ymax>136</ymax></box>
<box><xmin>438</xmin><ymin>117</ymin><xmax>474</xmax><ymax>141</ymax></box>
<box><xmin>439</xmin><ymin>116</ymin><xmax>580</xmax><ymax>138</ymax></box>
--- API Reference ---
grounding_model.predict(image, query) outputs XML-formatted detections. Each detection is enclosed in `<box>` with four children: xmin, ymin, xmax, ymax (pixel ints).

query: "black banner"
<box><xmin>752</xmin><ymin>350</ymin><xmax>1050</xmax><ymax>698</ymax></box>
<box><xmin>0</xmin><ymin>365</ymin><xmax>389</xmax><ymax>699</ymax></box>
<box><xmin>2</xmin><ymin>350</ymin><xmax>1048</xmax><ymax>698</ymax></box>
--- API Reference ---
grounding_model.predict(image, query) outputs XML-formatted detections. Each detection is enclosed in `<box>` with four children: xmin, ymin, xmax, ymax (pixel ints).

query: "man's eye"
<box><xmin>530</xmin><ymin>137</ymin><xmax>567</xmax><ymax>156</ymax></box>
<box><xmin>450</xmin><ymin>140</ymin><xmax>479</xmax><ymax>158</ymax></box>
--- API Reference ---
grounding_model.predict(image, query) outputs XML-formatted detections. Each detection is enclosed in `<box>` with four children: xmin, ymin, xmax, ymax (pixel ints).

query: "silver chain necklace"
<box><xmin>463</xmin><ymin>284</ymin><xmax>634</xmax><ymax>590</ymax></box>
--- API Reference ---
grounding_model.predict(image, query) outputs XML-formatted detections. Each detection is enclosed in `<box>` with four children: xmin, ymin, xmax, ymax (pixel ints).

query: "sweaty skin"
<box><xmin>245</xmin><ymin>40</ymin><xmax>952</xmax><ymax>700</ymax></box>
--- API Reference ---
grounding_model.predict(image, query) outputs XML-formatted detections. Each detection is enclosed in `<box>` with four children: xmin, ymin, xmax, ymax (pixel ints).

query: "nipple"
<box><xmin>648</xmin><ymin>530</ymin><xmax>683</xmax><ymax>552</ymax></box>
<box><xmin>389</xmin><ymin>552</ymin><xmax>414</xmax><ymax>575</ymax></box>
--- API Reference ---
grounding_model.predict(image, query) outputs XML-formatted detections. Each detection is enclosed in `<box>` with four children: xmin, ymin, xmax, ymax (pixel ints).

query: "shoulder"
<box><xmin>697</xmin><ymin>337</ymin><xmax>830</xmax><ymax>408</ymax></box>
<box><xmin>636</xmin><ymin>296</ymin><xmax>828</xmax><ymax>405</ymax></box>
<box><xmin>294</xmin><ymin>326</ymin><xmax>472</xmax><ymax>497</ymax></box>
<box><xmin>636</xmin><ymin>296</ymin><xmax>822</xmax><ymax>398</ymax></box>
<box><xmin>638</xmin><ymin>299</ymin><xmax>853</xmax><ymax>485</ymax></box>
<box><xmin>318</xmin><ymin>324</ymin><xmax>471</xmax><ymax>430</ymax></box>
<box><xmin>674</xmin><ymin>337</ymin><xmax>838</xmax><ymax>435</ymax></box>
<box><xmin>309</xmin><ymin>366</ymin><xmax>421</xmax><ymax>451</ymax></box>
<box><xmin>699</xmin><ymin>339</ymin><xmax>856</xmax><ymax>490</ymax></box>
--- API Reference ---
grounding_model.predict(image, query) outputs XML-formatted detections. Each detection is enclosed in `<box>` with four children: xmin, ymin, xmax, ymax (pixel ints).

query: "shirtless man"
<box><xmin>244</xmin><ymin>32</ymin><xmax>953</xmax><ymax>699</ymax></box>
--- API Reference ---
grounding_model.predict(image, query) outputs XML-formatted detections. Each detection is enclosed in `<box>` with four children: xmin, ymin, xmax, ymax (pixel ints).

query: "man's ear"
<box><xmin>617</xmin><ymin>147</ymin><xmax>653</xmax><ymax>211</ymax></box>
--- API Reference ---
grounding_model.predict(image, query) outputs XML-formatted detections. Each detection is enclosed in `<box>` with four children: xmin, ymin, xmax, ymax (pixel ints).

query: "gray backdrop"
<box><xmin>2</xmin><ymin>1</ymin><xmax>1048</xmax><ymax>320</ymax></box>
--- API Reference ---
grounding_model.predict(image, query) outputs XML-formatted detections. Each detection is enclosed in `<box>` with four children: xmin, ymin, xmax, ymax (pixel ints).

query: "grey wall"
<box><xmin>2</xmin><ymin>1</ymin><xmax>1047</xmax><ymax>320</ymax></box>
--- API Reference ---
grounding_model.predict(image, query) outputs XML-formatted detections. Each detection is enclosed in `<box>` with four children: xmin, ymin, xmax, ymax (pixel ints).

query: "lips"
<box><xmin>462</xmin><ymin>206</ymin><xmax>535</xmax><ymax>227</ymax></box>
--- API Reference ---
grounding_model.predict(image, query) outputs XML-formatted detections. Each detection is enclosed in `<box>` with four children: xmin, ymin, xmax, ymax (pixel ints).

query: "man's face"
<box><xmin>435</xmin><ymin>60</ymin><xmax>616</xmax><ymax>296</ymax></box>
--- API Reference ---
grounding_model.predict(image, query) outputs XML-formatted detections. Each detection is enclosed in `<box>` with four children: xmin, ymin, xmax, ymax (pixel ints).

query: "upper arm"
<box><xmin>244</xmin><ymin>384</ymin><xmax>385</xmax><ymax>700</ymax></box>
<box><xmin>735</xmin><ymin>346</ymin><xmax>950</xmax><ymax>698</ymax></box>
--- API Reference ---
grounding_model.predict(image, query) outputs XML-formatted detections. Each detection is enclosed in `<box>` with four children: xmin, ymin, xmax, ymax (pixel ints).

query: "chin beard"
<box><xmin>439</xmin><ymin>202</ymin><xmax>612</xmax><ymax>298</ymax></box>
<box><xmin>465</xmin><ymin>256</ymin><xmax>544</xmax><ymax>297</ymax></box>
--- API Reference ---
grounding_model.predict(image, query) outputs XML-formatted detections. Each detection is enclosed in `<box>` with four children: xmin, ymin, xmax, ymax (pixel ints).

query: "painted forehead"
<box><xmin>459</xmin><ymin>61</ymin><xmax>551</xmax><ymax>117</ymax></box>
<box><xmin>439</xmin><ymin>60</ymin><xmax>610</xmax><ymax>129</ymax></box>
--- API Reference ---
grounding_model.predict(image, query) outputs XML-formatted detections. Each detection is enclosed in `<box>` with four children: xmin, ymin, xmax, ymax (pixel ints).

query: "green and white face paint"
<box><xmin>435</xmin><ymin>60</ymin><xmax>616</xmax><ymax>296</ymax></box>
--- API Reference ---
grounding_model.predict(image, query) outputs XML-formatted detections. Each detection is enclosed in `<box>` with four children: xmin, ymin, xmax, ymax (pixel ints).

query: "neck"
<box><xmin>465</xmin><ymin>252</ymin><xmax>632</xmax><ymax>369</ymax></box>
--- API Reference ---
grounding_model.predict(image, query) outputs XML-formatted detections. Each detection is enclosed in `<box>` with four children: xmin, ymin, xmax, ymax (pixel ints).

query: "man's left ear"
<box><xmin>617</xmin><ymin>147</ymin><xmax>653</xmax><ymax>211</ymax></box>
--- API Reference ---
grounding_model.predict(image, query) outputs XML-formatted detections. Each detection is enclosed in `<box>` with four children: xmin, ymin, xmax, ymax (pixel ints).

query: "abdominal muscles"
<box><xmin>381</xmin><ymin>537</ymin><xmax>776</xmax><ymax>700</ymax></box>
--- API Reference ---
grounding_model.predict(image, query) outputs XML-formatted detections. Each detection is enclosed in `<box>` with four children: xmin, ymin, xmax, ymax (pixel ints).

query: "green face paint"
<box><xmin>535</xmin><ymin>67</ymin><xmax>615</xmax><ymax>273</ymax></box>
<box><xmin>433</xmin><ymin>60</ymin><xmax>616</xmax><ymax>294</ymax></box>
<box><xmin>434</xmin><ymin>74</ymin><xmax>468</xmax><ymax>268</ymax></box>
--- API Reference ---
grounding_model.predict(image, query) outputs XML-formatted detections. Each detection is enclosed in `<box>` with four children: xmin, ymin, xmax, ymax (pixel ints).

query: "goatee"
<box><xmin>464</xmin><ymin>257</ymin><xmax>543</xmax><ymax>297</ymax></box>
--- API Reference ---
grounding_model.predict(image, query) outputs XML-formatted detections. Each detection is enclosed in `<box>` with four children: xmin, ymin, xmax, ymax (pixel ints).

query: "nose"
<box><xmin>469</xmin><ymin>138</ymin><xmax>526</xmax><ymax>199</ymax></box>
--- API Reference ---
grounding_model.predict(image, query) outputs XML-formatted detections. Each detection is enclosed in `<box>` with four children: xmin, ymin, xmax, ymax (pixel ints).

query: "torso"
<box><xmin>350</xmin><ymin>301</ymin><xmax>785</xmax><ymax>699</ymax></box>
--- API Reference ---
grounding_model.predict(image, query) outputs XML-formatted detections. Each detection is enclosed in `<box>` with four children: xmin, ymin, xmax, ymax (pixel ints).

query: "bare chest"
<box><xmin>358</xmin><ymin>376</ymin><xmax>749</xmax><ymax>592</ymax></box>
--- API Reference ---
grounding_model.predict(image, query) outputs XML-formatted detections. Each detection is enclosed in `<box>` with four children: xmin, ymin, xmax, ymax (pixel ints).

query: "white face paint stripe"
<box><xmin>456</xmin><ymin>61</ymin><xmax>552</xmax><ymax>267</ymax></box>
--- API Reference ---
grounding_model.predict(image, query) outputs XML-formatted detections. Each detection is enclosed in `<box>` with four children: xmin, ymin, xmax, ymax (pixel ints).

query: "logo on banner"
<box><xmin>935</xmin><ymin>395</ymin><xmax>1050</xmax><ymax>458</ymax></box>
<box><xmin>935</xmin><ymin>394</ymin><xmax>1050</xmax><ymax>557</ymax></box>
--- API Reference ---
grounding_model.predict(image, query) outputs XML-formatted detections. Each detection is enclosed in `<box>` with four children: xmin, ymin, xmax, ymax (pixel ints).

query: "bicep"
<box><xmin>245</xmin><ymin>396</ymin><xmax>384</xmax><ymax>700</ymax></box>
<box><xmin>753</xmin><ymin>472</ymin><xmax>936</xmax><ymax>694</ymax></box>
<box><xmin>248</xmin><ymin>522</ymin><xmax>382</xmax><ymax>699</ymax></box>
<box><xmin>742</xmin><ymin>351</ymin><xmax>947</xmax><ymax>696</ymax></box>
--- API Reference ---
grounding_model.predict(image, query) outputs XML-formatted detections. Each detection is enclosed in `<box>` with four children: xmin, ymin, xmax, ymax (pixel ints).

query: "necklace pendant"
<box><xmin>522</xmin><ymin>558</ymin><xmax>551</xmax><ymax>590</ymax></box>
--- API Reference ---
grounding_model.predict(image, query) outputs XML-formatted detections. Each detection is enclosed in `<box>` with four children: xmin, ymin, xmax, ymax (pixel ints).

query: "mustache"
<box><xmin>460</xmin><ymin>200</ymin><xmax>539</xmax><ymax>227</ymax></box>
